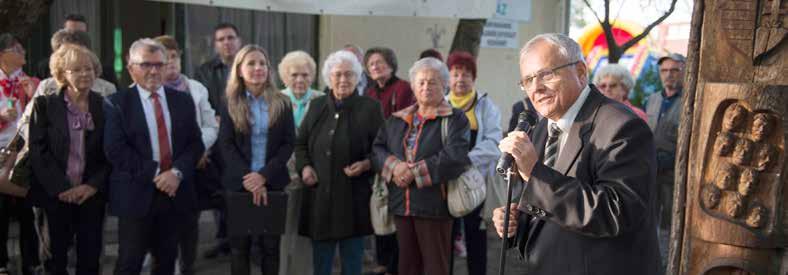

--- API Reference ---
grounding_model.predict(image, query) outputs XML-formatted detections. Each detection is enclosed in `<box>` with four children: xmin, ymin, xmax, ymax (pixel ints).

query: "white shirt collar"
<box><xmin>548</xmin><ymin>85</ymin><xmax>591</xmax><ymax>133</ymax></box>
<box><xmin>0</xmin><ymin>68</ymin><xmax>23</xmax><ymax>80</ymax></box>
<box><xmin>136</xmin><ymin>84</ymin><xmax>165</xmax><ymax>99</ymax></box>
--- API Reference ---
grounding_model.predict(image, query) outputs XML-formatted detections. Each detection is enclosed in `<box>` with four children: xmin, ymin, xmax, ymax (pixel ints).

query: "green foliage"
<box><xmin>632</xmin><ymin>62</ymin><xmax>663</xmax><ymax>107</ymax></box>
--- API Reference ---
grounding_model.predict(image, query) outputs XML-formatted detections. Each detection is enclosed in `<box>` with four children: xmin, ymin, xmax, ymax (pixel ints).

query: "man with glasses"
<box><xmin>644</xmin><ymin>53</ymin><xmax>686</xmax><ymax>264</ymax></box>
<box><xmin>493</xmin><ymin>33</ymin><xmax>660</xmax><ymax>274</ymax></box>
<box><xmin>105</xmin><ymin>38</ymin><xmax>204</xmax><ymax>275</ymax></box>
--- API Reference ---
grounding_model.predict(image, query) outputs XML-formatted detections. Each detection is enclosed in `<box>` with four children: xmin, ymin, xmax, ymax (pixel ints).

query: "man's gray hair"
<box><xmin>408</xmin><ymin>57</ymin><xmax>449</xmax><ymax>88</ymax></box>
<box><xmin>520</xmin><ymin>33</ymin><xmax>585</xmax><ymax>65</ymax></box>
<box><xmin>593</xmin><ymin>64</ymin><xmax>635</xmax><ymax>90</ymax></box>
<box><xmin>128</xmin><ymin>38</ymin><xmax>167</xmax><ymax>64</ymax></box>
<box><xmin>321</xmin><ymin>50</ymin><xmax>363</xmax><ymax>86</ymax></box>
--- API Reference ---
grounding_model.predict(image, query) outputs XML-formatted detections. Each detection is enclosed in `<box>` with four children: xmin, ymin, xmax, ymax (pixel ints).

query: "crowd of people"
<box><xmin>0</xmin><ymin>12</ymin><xmax>685</xmax><ymax>275</ymax></box>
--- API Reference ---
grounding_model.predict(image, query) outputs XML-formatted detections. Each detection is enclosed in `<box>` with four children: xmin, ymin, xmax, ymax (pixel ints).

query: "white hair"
<box><xmin>128</xmin><ymin>38</ymin><xmax>167</xmax><ymax>64</ymax></box>
<box><xmin>408</xmin><ymin>57</ymin><xmax>449</xmax><ymax>88</ymax></box>
<box><xmin>321</xmin><ymin>50</ymin><xmax>363</xmax><ymax>87</ymax></box>
<box><xmin>593</xmin><ymin>64</ymin><xmax>635</xmax><ymax>90</ymax></box>
<box><xmin>520</xmin><ymin>33</ymin><xmax>585</xmax><ymax>65</ymax></box>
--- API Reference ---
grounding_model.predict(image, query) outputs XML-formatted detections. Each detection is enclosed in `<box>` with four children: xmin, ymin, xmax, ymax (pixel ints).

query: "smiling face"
<box><xmin>519</xmin><ymin>40</ymin><xmax>587</xmax><ymax>121</ymax></box>
<box><xmin>238</xmin><ymin>50</ymin><xmax>269</xmax><ymax>88</ymax></box>
<box><xmin>64</xmin><ymin>58</ymin><xmax>96</xmax><ymax>92</ymax></box>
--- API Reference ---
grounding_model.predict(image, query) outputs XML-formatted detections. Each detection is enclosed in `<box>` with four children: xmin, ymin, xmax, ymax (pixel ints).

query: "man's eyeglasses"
<box><xmin>133</xmin><ymin>62</ymin><xmax>166</xmax><ymax>70</ymax></box>
<box><xmin>518</xmin><ymin>61</ymin><xmax>579</xmax><ymax>91</ymax></box>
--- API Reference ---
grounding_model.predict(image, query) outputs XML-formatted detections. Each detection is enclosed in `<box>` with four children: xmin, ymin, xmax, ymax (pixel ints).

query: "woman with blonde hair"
<box><xmin>29</xmin><ymin>44</ymin><xmax>109</xmax><ymax>275</ymax></box>
<box><xmin>218</xmin><ymin>44</ymin><xmax>295</xmax><ymax>275</ymax></box>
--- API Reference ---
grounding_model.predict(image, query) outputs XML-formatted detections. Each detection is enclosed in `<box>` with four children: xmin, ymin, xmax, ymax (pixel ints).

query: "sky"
<box><xmin>569</xmin><ymin>0</ymin><xmax>694</xmax><ymax>38</ymax></box>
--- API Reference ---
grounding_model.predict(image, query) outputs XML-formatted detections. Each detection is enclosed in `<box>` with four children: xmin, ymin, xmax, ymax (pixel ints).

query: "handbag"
<box><xmin>370</xmin><ymin>173</ymin><xmax>396</xmax><ymax>235</ymax></box>
<box><xmin>440</xmin><ymin>117</ymin><xmax>486</xmax><ymax>218</ymax></box>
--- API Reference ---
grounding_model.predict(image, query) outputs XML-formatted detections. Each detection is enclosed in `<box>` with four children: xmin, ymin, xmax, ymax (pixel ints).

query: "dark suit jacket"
<box><xmin>103</xmin><ymin>86</ymin><xmax>204</xmax><ymax>218</ymax></box>
<box><xmin>512</xmin><ymin>86</ymin><xmax>660</xmax><ymax>274</ymax></box>
<box><xmin>29</xmin><ymin>91</ymin><xmax>110</xmax><ymax>205</ymax></box>
<box><xmin>218</xmin><ymin>103</ymin><xmax>295</xmax><ymax>192</ymax></box>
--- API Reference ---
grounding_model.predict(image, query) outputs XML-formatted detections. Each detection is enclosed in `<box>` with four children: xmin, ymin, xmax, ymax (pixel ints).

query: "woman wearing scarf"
<box><xmin>277</xmin><ymin>50</ymin><xmax>323</xmax><ymax>275</ymax></box>
<box><xmin>0</xmin><ymin>33</ymin><xmax>39</xmax><ymax>275</ymax></box>
<box><xmin>445</xmin><ymin>51</ymin><xmax>503</xmax><ymax>275</ymax></box>
<box><xmin>154</xmin><ymin>35</ymin><xmax>219</xmax><ymax>275</ymax></box>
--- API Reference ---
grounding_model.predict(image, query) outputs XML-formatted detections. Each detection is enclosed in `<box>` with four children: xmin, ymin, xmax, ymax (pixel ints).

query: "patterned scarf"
<box><xmin>283</xmin><ymin>88</ymin><xmax>315</xmax><ymax>128</ymax></box>
<box><xmin>164</xmin><ymin>74</ymin><xmax>190</xmax><ymax>93</ymax></box>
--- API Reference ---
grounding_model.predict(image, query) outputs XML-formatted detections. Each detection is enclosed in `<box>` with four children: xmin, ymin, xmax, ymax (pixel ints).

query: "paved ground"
<box><xmin>5</xmin><ymin>212</ymin><xmax>533</xmax><ymax>275</ymax></box>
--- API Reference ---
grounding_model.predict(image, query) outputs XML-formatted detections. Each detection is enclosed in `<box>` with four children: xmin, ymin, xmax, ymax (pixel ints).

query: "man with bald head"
<box><xmin>493</xmin><ymin>33</ymin><xmax>660</xmax><ymax>274</ymax></box>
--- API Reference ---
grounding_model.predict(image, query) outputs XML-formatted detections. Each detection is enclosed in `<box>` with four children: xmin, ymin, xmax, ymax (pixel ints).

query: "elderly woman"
<box><xmin>445</xmin><ymin>51</ymin><xmax>502</xmax><ymax>275</ymax></box>
<box><xmin>364</xmin><ymin>47</ymin><xmax>415</xmax><ymax>118</ymax></box>
<box><xmin>0</xmin><ymin>33</ymin><xmax>40</xmax><ymax>275</ymax></box>
<box><xmin>277</xmin><ymin>50</ymin><xmax>322</xmax><ymax>275</ymax></box>
<box><xmin>153</xmin><ymin>35</ymin><xmax>219</xmax><ymax>275</ymax></box>
<box><xmin>295</xmin><ymin>50</ymin><xmax>384</xmax><ymax>275</ymax></box>
<box><xmin>593</xmin><ymin>64</ymin><xmax>647</xmax><ymax>121</ymax></box>
<box><xmin>219</xmin><ymin>45</ymin><xmax>294</xmax><ymax>275</ymax></box>
<box><xmin>28</xmin><ymin>44</ymin><xmax>109</xmax><ymax>275</ymax></box>
<box><xmin>372</xmin><ymin>57</ymin><xmax>471</xmax><ymax>275</ymax></box>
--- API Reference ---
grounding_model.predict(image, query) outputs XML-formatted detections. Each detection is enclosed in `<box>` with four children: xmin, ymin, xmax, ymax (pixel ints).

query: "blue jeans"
<box><xmin>312</xmin><ymin>237</ymin><xmax>364</xmax><ymax>275</ymax></box>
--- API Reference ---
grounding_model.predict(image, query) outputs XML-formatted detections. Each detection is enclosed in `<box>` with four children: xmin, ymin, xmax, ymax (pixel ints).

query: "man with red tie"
<box><xmin>104</xmin><ymin>38</ymin><xmax>204</xmax><ymax>275</ymax></box>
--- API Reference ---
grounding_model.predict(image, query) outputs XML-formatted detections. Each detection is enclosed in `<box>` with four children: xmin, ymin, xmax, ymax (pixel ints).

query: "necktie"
<box><xmin>544</xmin><ymin>123</ymin><xmax>562</xmax><ymax>168</ymax></box>
<box><xmin>150</xmin><ymin>93</ymin><xmax>172</xmax><ymax>171</ymax></box>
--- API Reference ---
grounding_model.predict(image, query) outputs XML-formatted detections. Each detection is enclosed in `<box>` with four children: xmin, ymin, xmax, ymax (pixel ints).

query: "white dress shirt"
<box><xmin>546</xmin><ymin>85</ymin><xmax>591</xmax><ymax>154</ymax></box>
<box><xmin>136</xmin><ymin>85</ymin><xmax>173</xmax><ymax>164</ymax></box>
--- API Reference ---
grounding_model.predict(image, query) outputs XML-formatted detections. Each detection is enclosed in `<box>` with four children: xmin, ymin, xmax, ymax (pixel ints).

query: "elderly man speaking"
<box><xmin>493</xmin><ymin>33</ymin><xmax>661</xmax><ymax>274</ymax></box>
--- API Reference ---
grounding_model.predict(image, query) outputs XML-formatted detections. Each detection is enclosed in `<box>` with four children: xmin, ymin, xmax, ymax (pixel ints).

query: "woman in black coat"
<box><xmin>218</xmin><ymin>45</ymin><xmax>294</xmax><ymax>275</ymax></box>
<box><xmin>29</xmin><ymin>44</ymin><xmax>110</xmax><ymax>275</ymax></box>
<box><xmin>294</xmin><ymin>50</ymin><xmax>384</xmax><ymax>275</ymax></box>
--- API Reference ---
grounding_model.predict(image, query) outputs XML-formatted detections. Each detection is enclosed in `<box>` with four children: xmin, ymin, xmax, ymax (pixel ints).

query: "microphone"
<box><xmin>496</xmin><ymin>110</ymin><xmax>538</xmax><ymax>174</ymax></box>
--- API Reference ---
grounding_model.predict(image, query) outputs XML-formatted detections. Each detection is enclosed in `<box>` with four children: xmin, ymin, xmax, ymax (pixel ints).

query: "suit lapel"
<box><xmin>554</xmin><ymin>88</ymin><xmax>603</xmax><ymax>174</ymax></box>
<box><xmin>50</xmin><ymin>92</ymin><xmax>70</xmax><ymax>143</ymax></box>
<box><xmin>130</xmin><ymin>86</ymin><xmax>153</xmax><ymax>158</ymax></box>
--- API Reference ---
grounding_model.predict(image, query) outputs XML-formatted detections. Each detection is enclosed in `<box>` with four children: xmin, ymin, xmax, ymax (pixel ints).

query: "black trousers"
<box><xmin>0</xmin><ymin>196</ymin><xmax>39</xmax><ymax>271</ymax></box>
<box><xmin>229</xmin><ymin>234</ymin><xmax>280</xmax><ymax>275</ymax></box>
<box><xmin>375</xmin><ymin>234</ymin><xmax>399</xmax><ymax>273</ymax></box>
<box><xmin>453</xmin><ymin>204</ymin><xmax>487</xmax><ymax>275</ymax></box>
<box><xmin>114</xmin><ymin>192</ymin><xmax>187</xmax><ymax>275</ymax></box>
<box><xmin>177</xmin><ymin>211</ymin><xmax>199</xmax><ymax>275</ymax></box>
<box><xmin>43</xmin><ymin>196</ymin><xmax>105</xmax><ymax>275</ymax></box>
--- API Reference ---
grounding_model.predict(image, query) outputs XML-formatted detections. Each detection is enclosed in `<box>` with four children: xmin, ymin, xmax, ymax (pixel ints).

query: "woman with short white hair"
<box><xmin>593</xmin><ymin>64</ymin><xmax>647</xmax><ymax>121</ymax></box>
<box><xmin>372</xmin><ymin>57</ymin><xmax>471</xmax><ymax>275</ymax></box>
<box><xmin>294</xmin><ymin>50</ymin><xmax>384</xmax><ymax>275</ymax></box>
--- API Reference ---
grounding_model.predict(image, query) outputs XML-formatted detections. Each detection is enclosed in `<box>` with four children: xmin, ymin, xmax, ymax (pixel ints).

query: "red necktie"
<box><xmin>150</xmin><ymin>93</ymin><xmax>172</xmax><ymax>171</ymax></box>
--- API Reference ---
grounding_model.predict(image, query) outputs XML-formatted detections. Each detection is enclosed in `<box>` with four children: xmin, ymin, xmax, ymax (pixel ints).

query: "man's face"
<box><xmin>64</xmin><ymin>20</ymin><xmax>87</xmax><ymax>32</ymax></box>
<box><xmin>658</xmin><ymin>59</ymin><xmax>684</xmax><ymax>93</ymax></box>
<box><xmin>128</xmin><ymin>50</ymin><xmax>166</xmax><ymax>92</ymax></box>
<box><xmin>519</xmin><ymin>41</ymin><xmax>587</xmax><ymax>121</ymax></box>
<box><xmin>214</xmin><ymin>28</ymin><xmax>241</xmax><ymax>61</ymax></box>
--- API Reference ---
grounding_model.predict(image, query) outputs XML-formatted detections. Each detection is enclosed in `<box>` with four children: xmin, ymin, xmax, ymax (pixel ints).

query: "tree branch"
<box><xmin>620</xmin><ymin>0</ymin><xmax>678</xmax><ymax>50</ymax></box>
<box><xmin>604</xmin><ymin>0</ymin><xmax>611</xmax><ymax>24</ymax></box>
<box><xmin>582</xmin><ymin>0</ymin><xmax>604</xmax><ymax>24</ymax></box>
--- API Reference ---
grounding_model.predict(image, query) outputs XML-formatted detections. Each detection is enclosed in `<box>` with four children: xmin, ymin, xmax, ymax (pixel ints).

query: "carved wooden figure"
<box><xmin>670</xmin><ymin>0</ymin><xmax>787</xmax><ymax>274</ymax></box>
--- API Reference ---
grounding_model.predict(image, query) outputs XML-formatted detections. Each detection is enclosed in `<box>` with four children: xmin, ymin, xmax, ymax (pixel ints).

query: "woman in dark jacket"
<box><xmin>295</xmin><ymin>50</ymin><xmax>384</xmax><ymax>275</ymax></box>
<box><xmin>218</xmin><ymin>45</ymin><xmax>294</xmax><ymax>275</ymax></box>
<box><xmin>29</xmin><ymin>44</ymin><xmax>109</xmax><ymax>275</ymax></box>
<box><xmin>372</xmin><ymin>57</ymin><xmax>471</xmax><ymax>275</ymax></box>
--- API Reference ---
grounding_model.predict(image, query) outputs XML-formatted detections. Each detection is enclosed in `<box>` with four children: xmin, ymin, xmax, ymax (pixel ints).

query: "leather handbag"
<box><xmin>440</xmin><ymin>117</ymin><xmax>486</xmax><ymax>218</ymax></box>
<box><xmin>370</xmin><ymin>173</ymin><xmax>396</xmax><ymax>235</ymax></box>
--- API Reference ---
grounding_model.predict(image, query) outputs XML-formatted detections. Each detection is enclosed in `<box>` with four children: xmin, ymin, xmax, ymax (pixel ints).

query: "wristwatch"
<box><xmin>171</xmin><ymin>167</ymin><xmax>183</xmax><ymax>180</ymax></box>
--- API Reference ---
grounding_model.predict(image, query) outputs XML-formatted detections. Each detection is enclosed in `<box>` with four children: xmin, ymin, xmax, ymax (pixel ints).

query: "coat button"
<box><xmin>334</xmin><ymin>113</ymin><xmax>339</xmax><ymax>119</ymax></box>
<box><xmin>326</xmin><ymin>150</ymin><xmax>332</xmax><ymax>157</ymax></box>
<box><xmin>328</xmin><ymin>130</ymin><xmax>334</xmax><ymax>136</ymax></box>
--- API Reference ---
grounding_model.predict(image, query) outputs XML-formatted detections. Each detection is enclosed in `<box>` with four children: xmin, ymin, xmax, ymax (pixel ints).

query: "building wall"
<box><xmin>318</xmin><ymin>0</ymin><xmax>567</xmax><ymax>125</ymax></box>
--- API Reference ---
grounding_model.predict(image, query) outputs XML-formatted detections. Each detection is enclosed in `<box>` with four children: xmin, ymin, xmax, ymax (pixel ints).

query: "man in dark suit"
<box><xmin>104</xmin><ymin>38</ymin><xmax>204</xmax><ymax>275</ymax></box>
<box><xmin>494</xmin><ymin>33</ymin><xmax>660</xmax><ymax>274</ymax></box>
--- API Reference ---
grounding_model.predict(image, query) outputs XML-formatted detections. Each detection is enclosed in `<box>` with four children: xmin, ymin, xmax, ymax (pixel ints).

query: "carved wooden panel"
<box><xmin>683</xmin><ymin>83</ymin><xmax>787</xmax><ymax>274</ymax></box>
<box><xmin>702</xmin><ymin>0</ymin><xmax>788</xmax><ymax>84</ymax></box>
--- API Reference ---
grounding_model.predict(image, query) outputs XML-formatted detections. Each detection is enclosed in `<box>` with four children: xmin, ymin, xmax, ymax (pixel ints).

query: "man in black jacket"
<box><xmin>193</xmin><ymin>22</ymin><xmax>242</xmax><ymax>259</ymax></box>
<box><xmin>495</xmin><ymin>33</ymin><xmax>660</xmax><ymax>274</ymax></box>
